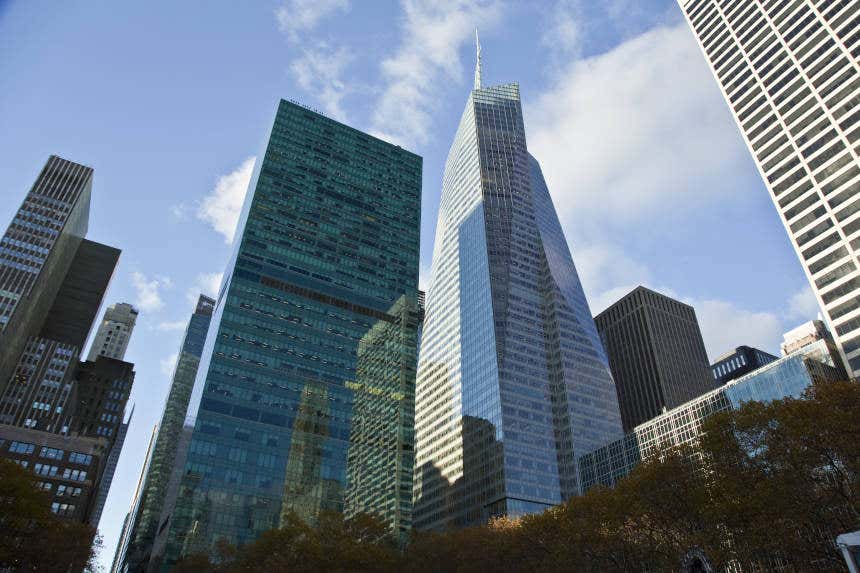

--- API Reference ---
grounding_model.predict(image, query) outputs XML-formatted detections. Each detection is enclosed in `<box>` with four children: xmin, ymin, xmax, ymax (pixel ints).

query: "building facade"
<box><xmin>152</xmin><ymin>100</ymin><xmax>422</xmax><ymax>568</ymax></box>
<box><xmin>0</xmin><ymin>156</ymin><xmax>135</xmax><ymax>526</ymax></box>
<box><xmin>594</xmin><ymin>286</ymin><xmax>716</xmax><ymax>431</ymax></box>
<box><xmin>412</xmin><ymin>45</ymin><xmax>623</xmax><ymax>532</ymax></box>
<box><xmin>88</xmin><ymin>302</ymin><xmax>138</xmax><ymax>361</ymax></box>
<box><xmin>578</xmin><ymin>335</ymin><xmax>846</xmax><ymax>492</ymax></box>
<box><xmin>711</xmin><ymin>345</ymin><xmax>778</xmax><ymax>384</ymax></box>
<box><xmin>678</xmin><ymin>0</ymin><xmax>860</xmax><ymax>376</ymax></box>
<box><xmin>116</xmin><ymin>295</ymin><xmax>214</xmax><ymax>572</ymax></box>
<box><xmin>0</xmin><ymin>156</ymin><xmax>94</xmax><ymax>397</ymax></box>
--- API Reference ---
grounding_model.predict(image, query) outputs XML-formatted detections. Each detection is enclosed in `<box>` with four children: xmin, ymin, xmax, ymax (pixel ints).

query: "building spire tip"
<box><xmin>474</xmin><ymin>28</ymin><xmax>482</xmax><ymax>90</ymax></box>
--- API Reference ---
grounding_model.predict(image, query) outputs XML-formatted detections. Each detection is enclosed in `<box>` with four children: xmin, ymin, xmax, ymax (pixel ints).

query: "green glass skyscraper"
<box><xmin>153</xmin><ymin>100</ymin><xmax>422</xmax><ymax>568</ymax></box>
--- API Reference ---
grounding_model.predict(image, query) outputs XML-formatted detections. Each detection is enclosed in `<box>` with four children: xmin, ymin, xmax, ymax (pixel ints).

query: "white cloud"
<box><xmin>541</xmin><ymin>0</ymin><xmax>582</xmax><ymax>62</ymax></box>
<box><xmin>291</xmin><ymin>44</ymin><xmax>353</xmax><ymax>120</ymax></box>
<box><xmin>187</xmin><ymin>271</ymin><xmax>224</xmax><ymax>304</ymax></box>
<box><xmin>786</xmin><ymin>284</ymin><xmax>820</xmax><ymax>322</ymax></box>
<box><xmin>160</xmin><ymin>353</ymin><xmax>178</xmax><ymax>377</ymax></box>
<box><xmin>693</xmin><ymin>299</ymin><xmax>783</xmax><ymax>360</ymax></box>
<box><xmin>197</xmin><ymin>157</ymin><xmax>255</xmax><ymax>244</ymax></box>
<box><xmin>371</xmin><ymin>0</ymin><xmax>502</xmax><ymax>147</ymax></box>
<box><xmin>574</xmin><ymin>242</ymin><xmax>652</xmax><ymax>314</ymax></box>
<box><xmin>131</xmin><ymin>271</ymin><xmax>169</xmax><ymax>313</ymax></box>
<box><xmin>275</xmin><ymin>0</ymin><xmax>349</xmax><ymax>40</ymax></box>
<box><xmin>156</xmin><ymin>320</ymin><xmax>187</xmax><ymax>332</ymax></box>
<box><xmin>526</xmin><ymin>22</ymin><xmax>749</xmax><ymax>226</ymax></box>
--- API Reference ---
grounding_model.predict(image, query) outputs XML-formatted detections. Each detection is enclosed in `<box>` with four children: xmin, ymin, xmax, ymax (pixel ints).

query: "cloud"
<box><xmin>786</xmin><ymin>285</ymin><xmax>820</xmax><ymax>322</ymax></box>
<box><xmin>290</xmin><ymin>43</ymin><xmax>353</xmax><ymax>120</ymax></box>
<box><xmin>169</xmin><ymin>203</ymin><xmax>189</xmax><ymax>222</ymax></box>
<box><xmin>197</xmin><ymin>157</ymin><xmax>255</xmax><ymax>244</ymax></box>
<box><xmin>131</xmin><ymin>272</ymin><xmax>169</xmax><ymax>313</ymax></box>
<box><xmin>693</xmin><ymin>299</ymin><xmax>784</xmax><ymax>360</ymax></box>
<box><xmin>160</xmin><ymin>353</ymin><xmax>178</xmax><ymax>377</ymax></box>
<box><xmin>186</xmin><ymin>271</ymin><xmax>224</xmax><ymax>304</ymax></box>
<box><xmin>156</xmin><ymin>320</ymin><xmax>187</xmax><ymax>332</ymax></box>
<box><xmin>371</xmin><ymin>0</ymin><xmax>502</xmax><ymax>147</ymax></box>
<box><xmin>541</xmin><ymin>1</ymin><xmax>583</xmax><ymax>63</ymax></box>
<box><xmin>526</xmin><ymin>22</ymin><xmax>749</xmax><ymax>227</ymax></box>
<box><xmin>275</xmin><ymin>0</ymin><xmax>349</xmax><ymax>40</ymax></box>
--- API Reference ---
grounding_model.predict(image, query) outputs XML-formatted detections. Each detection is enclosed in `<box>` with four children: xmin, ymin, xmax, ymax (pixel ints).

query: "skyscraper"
<box><xmin>594</xmin><ymin>286</ymin><xmax>716</xmax><ymax>431</ymax></box>
<box><xmin>412</xmin><ymin>38</ymin><xmax>623</xmax><ymax>531</ymax></box>
<box><xmin>0</xmin><ymin>156</ymin><xmax>94</xmax><ymax>396</ymax></box>
<box><xmin>152</xmin><ymin>100</ymin><xmax>422</xmax><ymax>568</ymax></box>
<box><xmin>88</xmin><ymin>302</ymin><xmax>138</xmax><ymax>361</ymax></box>
<box><xmin>678</xmin><ymin>0</ymin><xmax>860</xmax><ymax>376</ymax></box>
<box><xmin>116</xmin><ymin>295</ymin><xmax>214</xmax><ymax>572</ymax></box>
<box><xmin>0</xmin><ymin>155</ymin><xmax>135</xmax><ymax>526</ymax></box>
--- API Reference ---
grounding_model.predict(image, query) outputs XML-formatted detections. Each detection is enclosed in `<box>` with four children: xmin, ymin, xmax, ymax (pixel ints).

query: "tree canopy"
<box><xmin>0</xmin><ymin>458</ymin><xmax>100</xmax><ymax>572</ymax></box>
<box><xmin>174</xmin><ymin>380</ymin><xmax>859</xmax><ymax>572</ymax></box>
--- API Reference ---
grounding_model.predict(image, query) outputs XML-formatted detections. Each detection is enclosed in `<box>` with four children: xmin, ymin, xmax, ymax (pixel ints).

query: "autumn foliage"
<box><xmin>0</xmin><ymin>458</ymin><xmax>100</xmax><ymax>572</ymax></box>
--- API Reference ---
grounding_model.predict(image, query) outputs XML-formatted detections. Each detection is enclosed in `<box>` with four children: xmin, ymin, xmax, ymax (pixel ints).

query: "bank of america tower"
<box><xmin>413</xmin><ymin>37</ymin><xmax>624</xmax><ymax>530</ymax></box>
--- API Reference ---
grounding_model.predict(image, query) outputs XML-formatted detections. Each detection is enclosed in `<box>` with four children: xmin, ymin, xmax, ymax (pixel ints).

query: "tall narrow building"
<box><xmin>116</xmin><ymin>295</ymin><xmax>214</xmax><ymax>572</ymax></box>
<box><xmin>151</xmin><ymin>100</ymin><xmax>422</xmax><ymax>568</ymax></box>
<box><xmin>88</xmin><ymin>302</ymin><xmax>138</xmax><ymax>361</ymax></box>
<box><xmin>412</xmin><ymin>39</ymin><xmax>623</xmax><ymax>531</ymax></box>
<box><xmin>594</xmin><ymin>286</ymin><xmax>715</xmax><ymax>431</ymax></box>
<box><xmin>678</xmin><ymin>0</ymin><xmax>860</xmax><ymax>376</ymax></box>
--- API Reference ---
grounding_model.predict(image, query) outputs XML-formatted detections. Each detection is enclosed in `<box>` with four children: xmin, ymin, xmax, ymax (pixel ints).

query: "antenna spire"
<box><xmin>474</xmin><ymin>28</ymin><xmax>482</xmax><ymax>90</ymax></box>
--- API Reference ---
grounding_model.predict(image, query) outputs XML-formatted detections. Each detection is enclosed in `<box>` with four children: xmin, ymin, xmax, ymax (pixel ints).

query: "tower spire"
<box><xmin>474</xmin><ymin>28</ymin><xmax>482</xmax><ymax>90</ymax></box>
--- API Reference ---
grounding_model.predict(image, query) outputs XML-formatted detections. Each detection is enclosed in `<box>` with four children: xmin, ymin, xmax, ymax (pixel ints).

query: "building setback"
<box><xmin>150</xmin><ymin>100</ymin><xmax>422</xmax><ymax>569</ymax></box>
<box><xmin>594</xmin><ymin>286</ymin><xmax>716</xmax><ymax>431</ymax></box>
<box><xmin>711</xmin><ymin>345</ymin><xmax>778</xmax><ymax>385</ymax></box>
<box><xmin>677</xmin><ymin>0</ymin><xmax>860</xmax><ymax>377</ymax></box>
<box><xmin>412</xmin><ymin>40</ymin><xmax>623</xmax><ymax>532</ymax></box>
<box><xmin>114</xmin><ymin>295</ymin><xmax>215</xmax><ymax>573</ymax></box>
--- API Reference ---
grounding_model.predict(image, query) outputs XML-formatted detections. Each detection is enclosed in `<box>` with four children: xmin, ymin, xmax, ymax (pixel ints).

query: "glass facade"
<box><xmin>118</xmin><ymin>295</ymin><xmax>214</xmax><ymax>572</ymax></box>
<box><xmin>577</xmin><ymin>338</ymin><xmax>846</xmax><ymax>492</ymax></box>
<box><xmin>413</xmin><ymin>77</ymin><xmax>623</xmax><ymax>531</ymax></box>
<box><xmin>156</xmin><ymin>100</ymin><xmax>422</xmax><ymax>567</ymax></box>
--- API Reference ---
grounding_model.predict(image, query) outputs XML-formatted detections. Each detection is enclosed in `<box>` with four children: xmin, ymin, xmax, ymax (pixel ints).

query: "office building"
<box><xmin>88</xmin><ymin>302</ymin><xmax>138</xmax><ymax>361</ymax></box>
<box><xmin>116</xmin><ymin>295</ymin><xmax>214</xmax><ymax>572</ymax></box>
<box><xmin>711</xmin><ymin>345</ymin><xmax>778</xmax><ymax>384</ymax></box>
<box><xmin>151</xmin><ymin>100</ymin><xmax>422</xmax><ymax>568</ymax></box>
<box><xmin>90</xmin><ymin>406</ymin><xmax>134</xmax><ymax>527</ymax></box>
<box><xmin>0</xmin><ymin>156</ymin><xmax>135</xmax><ymax>526</ymax></box>
<box><xmin>678</xmin><ymin>0</ymin><xmax>860</xmax><ymax>377</ymax></box>
<box><xmin>412</xmin><ymin>39</ymin><xmax>623</xmax><ymax>532</ymax></box>
<box><xmin>111</xmin><ymin>424</ymin><xmax>158</xmax><ymax>573</ymax></box>
<box><xmin>594</xmin><ymin>286</ymin><xmax>715</xmax><ymax>431</ymax></box>
<box><xmin>578</xmin><ymin>329</ymin><xmax>846</xmax><ymax>492</ymax></box>
<box><xmin>0</xmin><ymin>156</ymin><xmax>94</xmax><ymax>397</ymax></box>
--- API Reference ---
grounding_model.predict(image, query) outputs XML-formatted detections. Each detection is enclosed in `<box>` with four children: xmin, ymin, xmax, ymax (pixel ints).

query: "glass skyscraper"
<box><xmin>152</xmin><ymin>100</ymin><xmax>422</xmax><ymax>568</ymax></box>
<box><xmin>678</xmin><ymin>0</ymin><xmax>860</xmax><ymax>376</ymax></box>
<box><xmin>412</xmin><ymin>42</ymin><xmax>623</xmax><ymax>531</ymax></box>
<box><xmin>115</xmin><ymin>295</ymin><xmax>214</xmax><ymax>572</ymax></box>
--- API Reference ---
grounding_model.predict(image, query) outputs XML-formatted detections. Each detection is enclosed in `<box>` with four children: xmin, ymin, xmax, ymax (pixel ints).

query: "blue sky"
<box><xmin>0</xmin><ymin>0</ymin><xmax>820</xmax><ymax>568</ymax></box>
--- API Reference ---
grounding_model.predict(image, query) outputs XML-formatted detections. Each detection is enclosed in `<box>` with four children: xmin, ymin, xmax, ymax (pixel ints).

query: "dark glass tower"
<box><xmin>594</xmin><ymin>286</ymin><xmax>715</xmax><ymax>431</ymax></box>
<box><xmin>412</xmin><ymin>41</ymin><xmax>623</xmax><ymax>531</ymax></box>
<box><xmin>116</xmin><ymin>295</ymin><xmax>215</xmax><ymax>572</ymax></box>
<box><xmin>154</xmin><ymin>100</ymin><xmax>422</xmax><ymax>567</ymax></box>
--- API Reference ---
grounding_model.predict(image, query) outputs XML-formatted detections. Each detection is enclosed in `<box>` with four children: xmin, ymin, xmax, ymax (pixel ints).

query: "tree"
<box><xmin>0</xmin><ymin>459</ymin><xmax>98</xmax><ymax>572</ymax></box>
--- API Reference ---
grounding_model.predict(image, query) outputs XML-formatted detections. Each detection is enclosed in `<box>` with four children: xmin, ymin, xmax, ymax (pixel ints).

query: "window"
<box><xmin>9</xmin><ymin>441</ymin><xmax>35</xmax><ymax>454</ymax></box>
<box><xmin>39</xmin><ymin>447</ymin><xmax>64</xmax><ymax>460</ymax></box>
